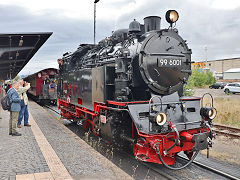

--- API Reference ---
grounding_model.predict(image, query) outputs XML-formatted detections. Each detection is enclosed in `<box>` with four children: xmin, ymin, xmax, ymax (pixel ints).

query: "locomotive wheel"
<box><xmin>82</xmin><ymin>120</ymin><xmax>90</xmax><ymax>130</ymax></box>
<box><xmin>93</xmin><ymin>116</ymin><xmax>100</xmax><ymax>135</ymax></box>
<box><xmin>184</xmin><ymin>150</ymin><xmax>193</xmax><ymax>160</ymax></box>
<box><xmin>105</xmin><ymin>111</ymin><xmax>122</xmax><ymax>144</ymax></box>
<box><xmin>99</xmin><ymin>111</ymin><xmax>132</xmax><ymax>148</ymax></box>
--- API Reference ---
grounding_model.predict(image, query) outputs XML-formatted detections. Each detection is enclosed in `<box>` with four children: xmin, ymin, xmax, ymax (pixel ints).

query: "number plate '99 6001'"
<box><xmin>157</xmin><ymin>58</ymin><xmax>182</xmax><ymax>67</ymax></box>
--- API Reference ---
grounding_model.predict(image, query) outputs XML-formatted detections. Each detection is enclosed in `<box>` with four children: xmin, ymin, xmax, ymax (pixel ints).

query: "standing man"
<box><xmin>43</xmin><ymin>75</ymin><xmax>50</xmax><ymax>97</ymax></box>
<box><xmin>8</xmin><ymin>80</ymin><xmax>21</xmax><ymax>136</ymax></box>
<box><xmin>44</xmin><ymin>75</ymin><xmax>50</xmax><ymax>85</ymax></box>
<box><xmin>16</xmin><ymin>76</ymin><xmax>31</xmax><ymax>128</ymax></box>
<box><xmin>5</xmin><ymin>80</ymin><xmax>12</xmax><ymax>93</ymax></box>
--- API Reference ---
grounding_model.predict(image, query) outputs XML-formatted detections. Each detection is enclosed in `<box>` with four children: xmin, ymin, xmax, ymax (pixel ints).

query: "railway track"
<box><xmin>116</xmin><ymin>145</ymin><xmax>240</xmax><ymax>180</ymax></box>
<box><xmin>136</xmin><ymin>153</ymin><xmax>240</xmax><ymax>180</ymax></box>
<box><xmin>44</xmin><ymin>106</ymin><xmax>239</xmax><ymax>179</ymax></box>
<box><xmin>44</xmin><ymin>105</ymin><xmax>60</xmax><ymax>114</ymax></box>
<box><xmin>178</xmin><ymin>156</ymin><xmax>239</xmax><ymax>180</ymax></box>
<box><xmin>45</xmin><ymin>105</ymin><xmax>240</xmax><ymax>139</ymax></box>
<box><xmin>213</xmin><ymin>124</ymin><xmax>240</xmax><ymax>138</ymax></box>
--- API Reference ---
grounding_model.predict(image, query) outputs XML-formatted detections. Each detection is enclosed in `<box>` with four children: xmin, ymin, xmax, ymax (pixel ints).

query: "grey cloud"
<box><xmin>0</xmin><ymin>4</ymin><xmax>115</xmax><ymax>74</ymax></box>
<box><xmin>1</xmin><ymin>0</ymin><xmax>240</xmax><ymax>75</ymax></box>
<box><xmin>115</xmin><ymin>0</ymin><xmax>240</xmax><ymax>61</ymax></box>
<box><xmin>105</xmin><ymin>0</ymin><xmax>136</xmax><ymax>8</ymax></box>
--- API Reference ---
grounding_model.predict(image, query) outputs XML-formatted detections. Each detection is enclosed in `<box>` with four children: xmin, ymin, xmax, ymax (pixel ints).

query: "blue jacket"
<box><xmin>8</xmin><ymin>88</ymin><xmax>21</xmax><ymax>112</ymax></box>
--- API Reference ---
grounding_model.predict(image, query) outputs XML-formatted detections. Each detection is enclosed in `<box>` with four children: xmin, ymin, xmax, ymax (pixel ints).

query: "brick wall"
<box><xmin>207</xmin><ymin>58</ymin><xmax>240</xmax><ymax>74</ymax></box>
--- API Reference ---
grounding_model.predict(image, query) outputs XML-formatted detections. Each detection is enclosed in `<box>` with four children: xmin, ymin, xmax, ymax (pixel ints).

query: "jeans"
<box><xmin>17</xmin><ymin>105</ymin><xmax>29</xmax><ymax>125</ymax></box>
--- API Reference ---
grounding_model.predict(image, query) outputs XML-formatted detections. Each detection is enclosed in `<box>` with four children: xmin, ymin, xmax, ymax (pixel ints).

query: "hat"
<box><xmin>13</xmin><ymin>75</ymin><xmax>22</xmax><ymax>82</ymax></box>
<box><xmin>5</xmin><ymin>80</ymin><xmax>12</xmax><ymax>85</ymax></box>
<box><xmin>11</xmin><ymin>80</ymin><xmax>19</xmax><ymax>85</ymax></box>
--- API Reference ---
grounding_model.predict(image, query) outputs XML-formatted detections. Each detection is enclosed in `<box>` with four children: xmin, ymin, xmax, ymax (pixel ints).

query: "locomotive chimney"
<box><xmin>144</xmin><ymin>16</ymin><xmax>161</xmax><ymax>32</ymax></box>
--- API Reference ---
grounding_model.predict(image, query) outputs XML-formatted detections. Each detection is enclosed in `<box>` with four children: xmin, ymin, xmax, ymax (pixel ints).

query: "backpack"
<box><xmin>1</xmin><ymin>94</ymin><xmax>10</xmax><ymax>111</ymax></box>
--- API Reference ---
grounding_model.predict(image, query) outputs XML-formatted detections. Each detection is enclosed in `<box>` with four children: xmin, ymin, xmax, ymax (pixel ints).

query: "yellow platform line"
<box><xmin>16</xmin><ymin>113</ymin><xmax>72</xmax><ymax>180</ymax></box>
<box><xmin>16</xmin><ymin>172</ymin><xmax>54</xmax><ymax>180</ymax></box>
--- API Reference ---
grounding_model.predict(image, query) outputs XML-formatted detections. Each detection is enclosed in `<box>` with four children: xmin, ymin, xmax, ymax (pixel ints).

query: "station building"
<box><xmin>192</xmin><ymin>57</ymin><xmax>240</xmax><ymax>81</ymax></box>
<box><xmin>223</xmin><ymin>68</ymin><xmax>240</xmax><ymax>80</ymax></box>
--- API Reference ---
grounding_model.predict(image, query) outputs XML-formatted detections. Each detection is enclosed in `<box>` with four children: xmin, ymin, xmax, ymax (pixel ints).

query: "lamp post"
<box><xmin>94</xmin><ymin>0</ymin><xmax>100</xmax><ymax>44</ymax></box>
<box><xmin>205</xmin><ymin>46</ymin><xmax>208</xmax><ymax>69</ymax></box>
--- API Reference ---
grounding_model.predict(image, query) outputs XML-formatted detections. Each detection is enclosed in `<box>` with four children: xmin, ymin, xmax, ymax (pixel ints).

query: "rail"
<box><xmin>178</xmin><ymin>155</ymin><xmax>240</xmax><ymax>180</ymax></box>
<box><xmin>213</xmin><ymin>124</ymin><xmax>240</xmax><ymax>138</ymax></box>
<box><xmin>44</xmin><ymin>105</ymin><xmax>240</xmax><ymax>179</ymax></box>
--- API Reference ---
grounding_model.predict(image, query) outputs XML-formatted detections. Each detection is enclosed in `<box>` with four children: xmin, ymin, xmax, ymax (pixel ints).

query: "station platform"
<box><xmin>0</xmin><ymin>101</ymin><xmax>132</xmax><ymax>180</ymax></box>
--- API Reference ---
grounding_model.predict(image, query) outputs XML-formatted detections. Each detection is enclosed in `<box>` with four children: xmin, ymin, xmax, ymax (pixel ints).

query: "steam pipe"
<box><xmin>155</xmin><ymin>144</ymin><xmax>199</xmax><ymax>170</ymax></box>
<box><xmin>155</xmin><ymin>126</ymin><xmax>199</xmax><ymax>169</ymax></box>
<box><xmin>206</xmin><ymin>123</ymin><xmax>213</xmax><ymax>139</ymax></box>
<box><xmin>163</xmin><ymin>126</ymin><xmax>179</xmax><ymax>156</ymax></box>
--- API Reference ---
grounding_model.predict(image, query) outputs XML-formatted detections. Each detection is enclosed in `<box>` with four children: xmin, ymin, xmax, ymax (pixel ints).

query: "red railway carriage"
<box><xmin>57</xmin><ymin>10</ymin><xmax>217</xmax><ymax>170</ymax></box>
<box><xmin>24</xmin><ymin>68</ymin><xmax>58</xmax><ymax>104</ymax></box>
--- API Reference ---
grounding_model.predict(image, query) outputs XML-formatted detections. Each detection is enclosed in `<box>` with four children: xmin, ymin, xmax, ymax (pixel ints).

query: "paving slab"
<box><xmin>0</xmin><ymin>101</ymin><xmax>132</xmax><ymax>180</ymax></box>
<box><xmin>28</xmin><ymin>101</ymin><xmax>132</xmax><ymax>180</ymax></box>
<box><xmin>0</xmin><ymin>107</ymin><xmax>49</xmax><ymax>180</ymax></box>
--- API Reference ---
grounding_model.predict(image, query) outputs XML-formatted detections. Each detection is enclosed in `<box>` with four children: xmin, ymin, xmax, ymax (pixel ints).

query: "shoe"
<box><xmin>12</xmin><ymin>132</ymin><xmax>21</xmax><ymax>136</ymax></box>
<box><xmin>17</xmin><ymin>125</ymin><xmax>22</xmax><ymax>128</ymax></box>
<box><xmin>24</xmin><ymin>124</ymin><xmax>31</xmax><ymax>127</ymax></box>
<box><xmin>9</xmin><ymin>132</ymin><xmax>12</xmax><ymax>135</ymax></box>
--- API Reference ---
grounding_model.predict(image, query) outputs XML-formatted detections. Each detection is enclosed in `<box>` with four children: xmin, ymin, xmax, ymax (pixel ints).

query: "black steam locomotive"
<box><xmin>57</xmin><ymin>10</ymin><xmax>217</xmax><ymax>169</ymax></box>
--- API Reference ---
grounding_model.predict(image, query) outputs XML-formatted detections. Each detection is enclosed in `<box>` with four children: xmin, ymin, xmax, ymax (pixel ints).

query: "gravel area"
<box><xmin>193</xmin><ymin>88</ymin><xmax>240</xmax><ymax>98</ymax></box>
<box><xmin>28</xmin><ymin>101</ymin><xmax>130</xmax><ymax>180</ymax></box>
<box><xmin>193</xmin><ymin>88</ymin><xmax>240</xmax><ymax>178</ymax></box>
<box><xmin>45</xmin><ymin>104</ymin><xmax>240</xmax><ymax>179</ymax></box>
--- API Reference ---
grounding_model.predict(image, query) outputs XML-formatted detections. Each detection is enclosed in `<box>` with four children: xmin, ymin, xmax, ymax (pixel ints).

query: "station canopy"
<box><xmin>0</xmin><ymin>32</ymin><xmax>52</xmax><ymax>81</ymax></box>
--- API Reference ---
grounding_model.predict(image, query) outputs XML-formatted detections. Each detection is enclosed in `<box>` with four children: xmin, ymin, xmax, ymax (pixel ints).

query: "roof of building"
<box><xmin>224</xmin><ymin>68</ymin><xmax>240</xmax><ymax>73</ymax></box>
<box><xmin>0</xmin><ymin>32</ymin><xmax>52</xmax><ymax>80</ymax></box>
<box><xmin>195</xmin><ymin>57</ymin><xmax>240</xmax><ymax>63</ymax></box>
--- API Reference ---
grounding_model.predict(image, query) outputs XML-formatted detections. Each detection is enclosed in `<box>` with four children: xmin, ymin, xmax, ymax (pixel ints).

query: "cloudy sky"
<box><xmin>1</xmin><ymin>0</ymin><xmax>240</xmax><ymax>75</ymax></box>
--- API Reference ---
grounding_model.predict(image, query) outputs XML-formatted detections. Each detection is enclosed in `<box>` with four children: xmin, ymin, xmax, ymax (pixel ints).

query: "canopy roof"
<box><xmin>0</xmin><ymin>32</ymin><xmax>52</xmax><ymax>80</ymax></box>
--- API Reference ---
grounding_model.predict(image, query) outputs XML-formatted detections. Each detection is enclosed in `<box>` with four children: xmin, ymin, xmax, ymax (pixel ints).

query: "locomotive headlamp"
<box><xmin>208</xmin><ymin>108</ymin><xmax>217</xmax><ymax>119</ymax></box>
<box><xmin>152</xmin><ymin>105</ymin><xmax>156</xmax><ymax>111</ymax></box>
<box><xmin>165</xmin><ymin>10</ymin><xmax>179</xmax><ymax>24</ymax></box>
<box><xmin>181</xmin><ymin>103</ymin><xmax>186</xmax><ymax>109</ymax></box>
<box><xmin>155</xmin><ymin>113</ymin><xmax>167</xmax><ymax>126</ymax></box>
<box><xmin>200</xmin><ymin>107</ymin><xmax>217</xmax><ymax>120</ymax></box>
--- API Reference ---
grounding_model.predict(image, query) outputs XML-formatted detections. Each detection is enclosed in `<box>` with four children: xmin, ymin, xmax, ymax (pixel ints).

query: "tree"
<box><xmin>184</xmin><ymin>69</ymin><xmax>216</xmax><ymax>96</ymax></box>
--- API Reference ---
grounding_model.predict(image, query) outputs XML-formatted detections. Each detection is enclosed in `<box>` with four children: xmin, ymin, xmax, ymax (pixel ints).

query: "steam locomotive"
<box><xmin>57</xmin><ymin>10</ymin><xmax>217</xmax><ymax>169</ymax></box>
